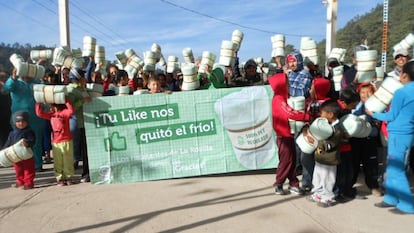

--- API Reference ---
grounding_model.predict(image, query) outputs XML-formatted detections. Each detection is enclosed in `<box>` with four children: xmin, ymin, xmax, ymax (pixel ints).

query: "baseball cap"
<box><xmin>393</xmin><ymin>48</ymin><xmax>409</xmax><ymax>59</ymax></box>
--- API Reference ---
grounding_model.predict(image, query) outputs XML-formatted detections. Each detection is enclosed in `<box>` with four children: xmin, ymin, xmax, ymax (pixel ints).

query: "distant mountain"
<box><xmin>317</xmin><ymin>0</ymin><xmax>414</xmax><ymax>71</ymax></box>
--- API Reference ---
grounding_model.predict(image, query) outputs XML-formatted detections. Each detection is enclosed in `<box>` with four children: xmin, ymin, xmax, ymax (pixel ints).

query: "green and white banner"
<box><xmin>84</xmin><ymin>86</ymin><xmax>279</xmax><ymax>184</ymax></box>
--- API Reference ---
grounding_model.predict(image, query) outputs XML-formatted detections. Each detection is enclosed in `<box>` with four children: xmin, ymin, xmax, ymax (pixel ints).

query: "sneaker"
<box><xmin>371</xmin><ymin>188</ymin><xmax>383</xmax><ymax>197</ymax></box>
<box><xmin>374</xmin><ymin>201</ymin><xmax>395</xmax><ymax>208</ymax></box>
<box><xmin>43</xmin><ymin>157</ymin><xmax>53</xmax><ymax>164</ymax></box>
<box><xmin>274</xmin><ymin>185</ymin><xmax>286</xmax><ymax>195</ymax></box>
<box><xmin>317</xmin><ymin>200</ymin><xmax>335</xmax><ymax>208</ymax></box>
<box><xmin>57</xmin><ymin>180</ymin><xmax>65</xmax><ymax>186</ymax></box>
<box><xmin>288</xmin><ymin>186</ymin><xmax>304</xmax><ymax>195</ymax></box>
<box><xmin>302</xmin><ymin>185</ymin><xmax>312</xmax><ymax>193</ymax></box>
<box><xmin>307</xmin><ymin>194</ymin><xmax>321</xmax><ymax>203</ymax></box>
<box><xmin>335</xmin><ymin>194</ymin><xmax>352</xmax><ymax>203</ymax></box>
<box><xmin>389</xmin><ymin>208</ymin><xmax>414</xmax><ymax>215</ymax></box>
<box><xmin>23</xmin><ymin>185</ymin><xmax>33</xmax><ymax>190</ymax></box>
<box><xmin>66</xmin><ymin>180</ymin><xmax>73</xmax><ymax>186</ymax></box>
<box><xmin>80</xmin><ymin>175</ymin><xmax>90</xmax><ymax>183</ymax></box>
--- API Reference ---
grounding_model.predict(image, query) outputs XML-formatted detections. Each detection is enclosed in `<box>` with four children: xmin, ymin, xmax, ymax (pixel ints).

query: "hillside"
<box><xmin>317</xmin><ymin>0</ymin><xmax>414</xmax><ymax>71</ymax></box>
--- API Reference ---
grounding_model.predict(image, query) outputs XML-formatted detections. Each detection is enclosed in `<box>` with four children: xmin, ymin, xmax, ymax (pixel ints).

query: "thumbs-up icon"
<box><xmin>104</xmin><ymin>132</ymin><xmax>127</xmax><ymax>152</ymax></box>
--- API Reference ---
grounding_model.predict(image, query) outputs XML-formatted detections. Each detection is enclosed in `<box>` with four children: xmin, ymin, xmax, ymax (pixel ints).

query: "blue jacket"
<box><xmin>2</xmin><ymin>77</ymin><xmax>40</xmax><ymax>116</ymax></box>
<box><xmin>3</xmin><ymin>127</ymin><xmax>35</xmax><ymax>149</ymax></box>
<box><xmin>373</xmin><ymin>82</ymin><xmax>414</xmax><ymax>135</ymax></box>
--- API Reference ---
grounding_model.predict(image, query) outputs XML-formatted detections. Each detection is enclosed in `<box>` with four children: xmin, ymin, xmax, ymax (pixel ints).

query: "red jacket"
<box><xmin>268</xmin><ymin>73</ymin><xmax>309</xmax><ymax>137</ymax></box>
<box><xmin>35</xmin><ymin>100</ymin><xmax>74</xmax><ymax>143</ymax></box>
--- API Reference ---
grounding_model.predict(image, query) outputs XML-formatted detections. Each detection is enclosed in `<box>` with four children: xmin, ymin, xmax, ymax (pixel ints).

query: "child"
<box><xmin>307</xmin><ymin>100</ymin><xmax>343</xmax><ymax>207</ymax></box>
<box><xmin>36</xmin><ymin>99</ymin><xmax>74</xmax><ymax>186</ymax></box>
<box><xmin>335</xmin><ymin>88</ymin><xmax>360</xmax><ymax>201</ymax></box>
<box><xmin>268</xmin><ymin>73</ymin><xmax>309</xmax><ymax>195</ymax></box>
<box><xmin>367</xmin><ymin>60</ymin><xmax>414</xmax><ymax>214</ymax></box>
<box><xmin>300</xmin><ymin>77</ymin><xmax>332</xmax><ymax>192</ymax></box>
<box><xmin>42</xmin><ymin>70</ymin><xmax>58</xmax><ymax>164</ymax></box>
<box><xmin>351</xmin><ymin>82</ymin><xmax>382</xmax><ymax>196</ymax></box>
<box><xmin>147</xmin><ymin>76</ymin><xmax>171</xmax><ymax>94</ymax></box>
<box><xmin>104</xmin><ymin>70</ymin><xmax>132</xmax><ymax>96</ymax></box>
<box><xmin>3</xmin><ymin>111</ymin><xmax>36</xmax><ymax>189</ymax></box>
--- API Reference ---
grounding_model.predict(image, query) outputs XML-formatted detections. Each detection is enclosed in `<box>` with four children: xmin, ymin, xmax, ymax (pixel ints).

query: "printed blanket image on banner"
<box><xmin>83</xmin><ymin>86</ymin><xmax>279</xmax><ymax>184</ymax></box>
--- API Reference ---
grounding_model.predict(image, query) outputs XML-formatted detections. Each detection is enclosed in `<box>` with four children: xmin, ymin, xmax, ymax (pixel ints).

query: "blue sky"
<box><xmin>0</xmin><ymin>0</ymin><xmax>384</xmax><ymax>63</ymax></box>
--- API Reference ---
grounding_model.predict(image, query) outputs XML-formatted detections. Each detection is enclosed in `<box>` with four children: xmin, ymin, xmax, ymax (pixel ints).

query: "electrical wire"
<box><xmin>33</xmin><ymin>0</ymin><xmax>122</xmax><ymax>50</ymax></box>
<box><xmin>0</xmin><ymin>1</ymin><xmax>57</xmax><ymax>32</ymax></box>
<box><xmin>159</xmin><ymin>0</ymin><xmax>324</xmax><ymax>38</ymax></box>
<box><xmin>71</xmin><ymin>0</ymin><xmax>130</xmax><ymax>46</ymax></box>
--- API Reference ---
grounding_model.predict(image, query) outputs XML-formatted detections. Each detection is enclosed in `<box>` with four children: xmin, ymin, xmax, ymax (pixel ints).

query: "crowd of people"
<box><xmin>267</xmin><ymin>45</ymin><xmax>414</xmax><ymax>214</ymax></box>
<box><xmin>0</xmin><ymin>43</ymin><xmax>413</xmax><ymax>214</ymax></box>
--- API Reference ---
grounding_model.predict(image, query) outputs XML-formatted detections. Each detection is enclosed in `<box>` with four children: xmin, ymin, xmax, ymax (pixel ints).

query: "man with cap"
<box><xmin>388</xmin><ymin>48</ymin><xmax>410</xmax><ymax>81</ymax></box>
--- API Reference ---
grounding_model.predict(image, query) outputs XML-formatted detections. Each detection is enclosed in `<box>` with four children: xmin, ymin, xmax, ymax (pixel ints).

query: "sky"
<box><xmin>0</xmin><ymin>0</ymin><xmax>384</xmax><ymax>64</ymax></box>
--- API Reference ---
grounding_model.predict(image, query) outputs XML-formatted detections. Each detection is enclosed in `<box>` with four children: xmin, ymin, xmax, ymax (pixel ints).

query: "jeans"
<box><xmin>69</xmin><ymin>115</ymin><xmax>81</xmax><ymax>163</ymax></box>
<box><xmin>301</xmin><ymin>151</ymin><xmax>315</xmax><ymax>187</ymax></box>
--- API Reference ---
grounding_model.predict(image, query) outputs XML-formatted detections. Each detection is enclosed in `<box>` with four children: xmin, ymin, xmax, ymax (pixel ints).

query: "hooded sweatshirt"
<box><xmin>268</xmin><ymin>73</ymin><xmax>309</xmax><ymax>137</ymax></box>
<box><xmin>286</xmin><ymin>51</ymin><xmax>313</xmax><ymax>98</ymax></box>
<box><xmin>307</xmin><ymin>77</ymin><xmax>332</xmax><ymax>121</ymax></box>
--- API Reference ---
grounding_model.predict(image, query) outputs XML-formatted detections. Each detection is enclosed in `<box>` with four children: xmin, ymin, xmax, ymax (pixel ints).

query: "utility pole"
<box><xmin>381</xmin><ymin>0</ymin><xmax>389</xmax><ymax>70</ymax></box>
<box><xmin>58</xmin><ymin>0</ymin><xmax>70</xmax><ymax>48</ymax></box>
<box><xmin>323</xmin><ymin>0</ymin><xmax>338</xmax><ymax>74</ymax></box>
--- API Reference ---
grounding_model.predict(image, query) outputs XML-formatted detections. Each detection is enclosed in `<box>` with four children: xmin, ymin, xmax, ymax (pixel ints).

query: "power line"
<box><xmin>159</xmin><ymin>0</ymin><xmax>323</xmax><ymax>38</ymax></box>
<box><xmin>0</xmin><ymin>1</ymin><xmax>57</xmax><ymax>32</ymax></box>
<box><xmin>71</xmin><ymin>0</ymin><xmax>130</xmax><ymax>46</ymax></box>
<box><xmin>67</xmin><ymin>3</ymin><xmax>126</xmax><ymax>51</ymax></box>
<box><xmin>33</xmin><ymin>0</ymin><xmax>57</xmax><ymax>15</ymax></box>
<box><xmin>32</xmin><ymin>0</ymin><xmax>122</xmax><ymax>50</ymax></box>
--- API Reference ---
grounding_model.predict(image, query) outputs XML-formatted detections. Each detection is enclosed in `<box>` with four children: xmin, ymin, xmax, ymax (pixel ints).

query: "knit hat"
<box><xmin>327</xmin><ymin>57</ymin><xmax>340</xmax><ymax>67</ymax></box>
<box><xmin>13</xmin><ymin>111</ymin><xmax>29</xmax><ymax>123</ymax></box>
<box><xmin>69</xmin><ymin>67</ymin><xmax>84</xmax><ymax>81</ymax></box>
<box><xmin>244</xmin><ymin>59</ymin><xmax>257</xmax><ymax>70</ymax></box>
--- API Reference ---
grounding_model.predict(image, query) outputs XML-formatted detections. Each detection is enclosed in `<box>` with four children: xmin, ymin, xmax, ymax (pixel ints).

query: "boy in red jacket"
<box><xmin>269</xmin><ymin>73</ymin><xmax>310</xmax><ymax>195</ymax></box>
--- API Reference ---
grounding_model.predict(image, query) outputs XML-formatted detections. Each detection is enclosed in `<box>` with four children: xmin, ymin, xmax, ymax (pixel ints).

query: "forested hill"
<box><xmin>317</xmin><ymin>0</ymin><xmax>414</xmax><ymax>70</ymax></box>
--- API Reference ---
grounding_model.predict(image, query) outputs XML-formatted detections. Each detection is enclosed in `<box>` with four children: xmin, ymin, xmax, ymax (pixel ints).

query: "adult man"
<box><xmin>367</xmin><ymin>60</ymin><xmax>414</xmax><ymax>214</ymax></box>
<box><xmin>230</xmin><ymin>55</ymin><xmax>266</xmax><ymax>87</ymax></box>
<box><xmin>286</xmin><ymin>51</ymin><xmax>312</xmax><ymax>98</ymax></box>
